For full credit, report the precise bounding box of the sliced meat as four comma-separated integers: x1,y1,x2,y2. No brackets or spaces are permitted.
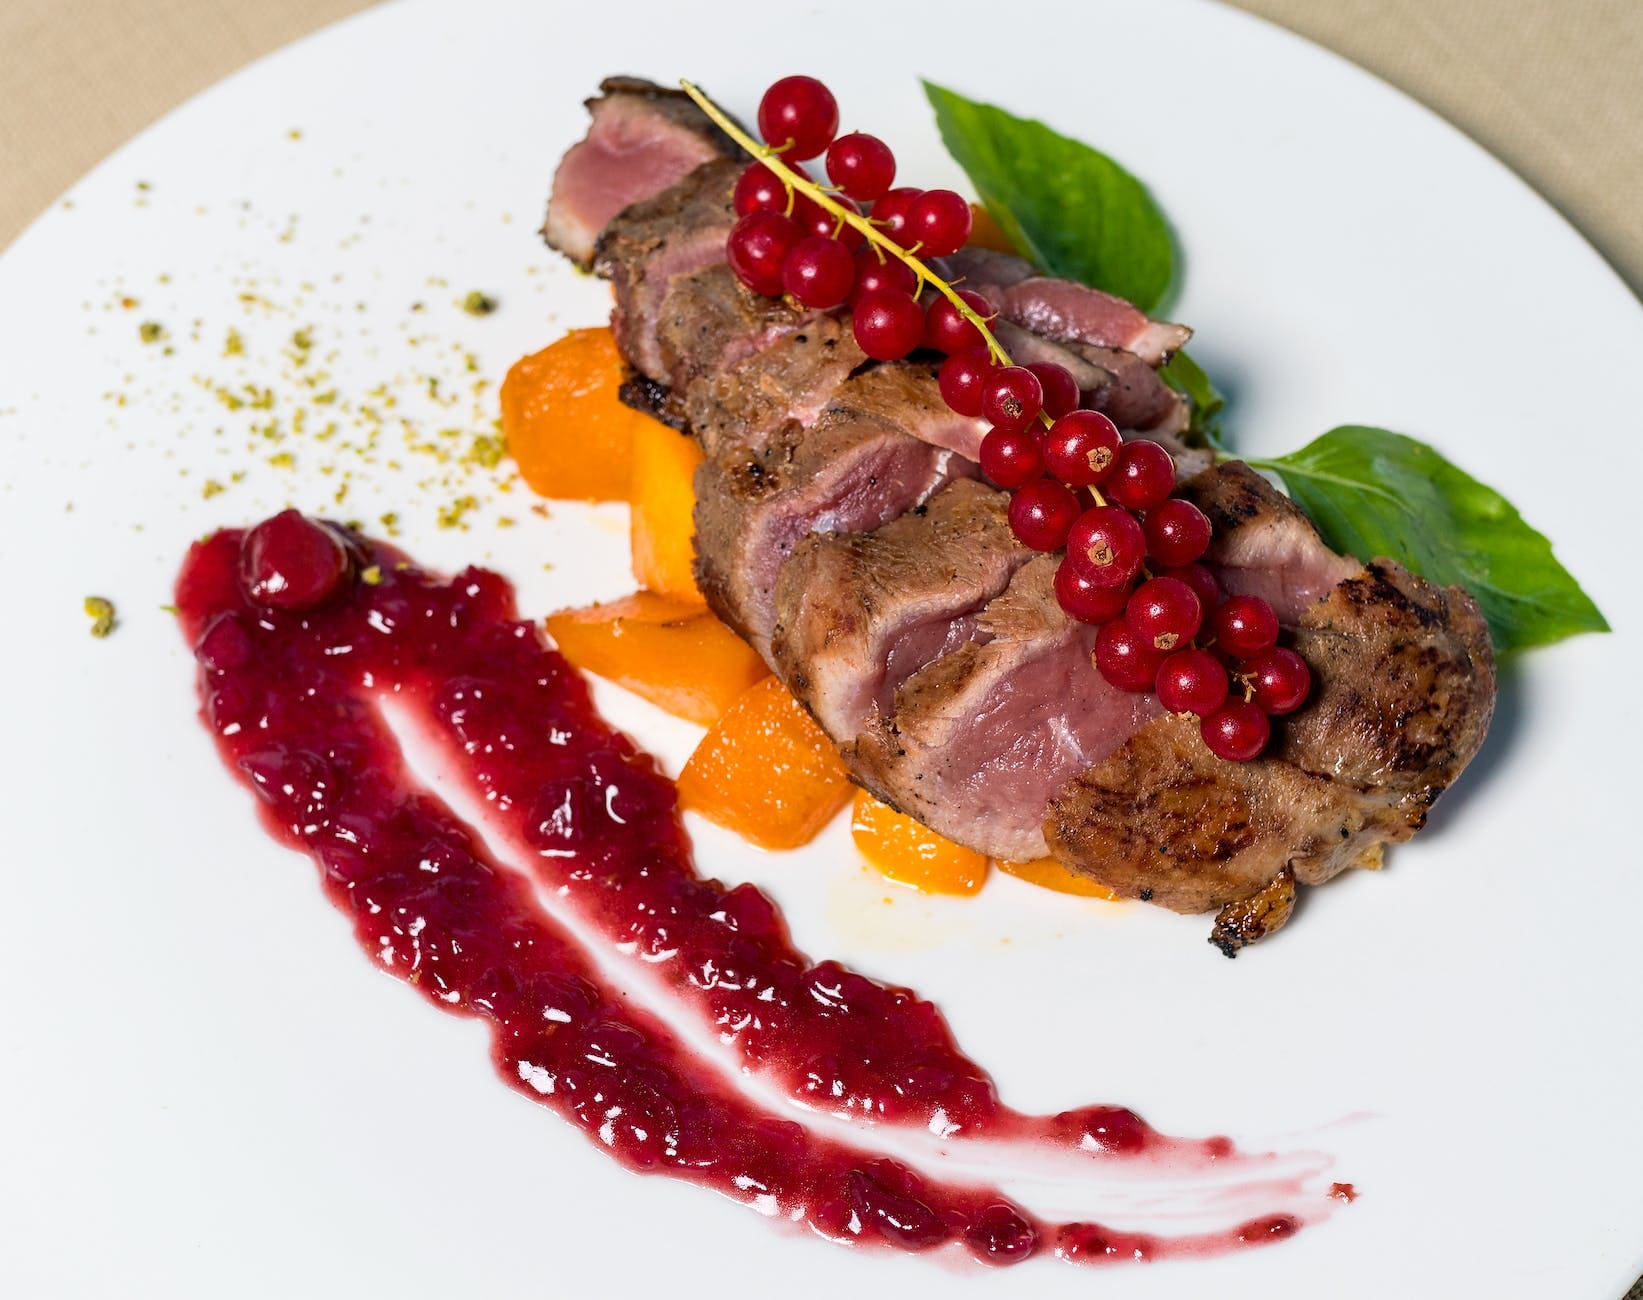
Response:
771,479,1029,740
1045,464,1495,933
826,364,988,462
668,278,865,458
544,77,736,269
1179,461,1360,620
946,247,1191,365
849,556,1164,861
594,158,742,381
693,406,978,661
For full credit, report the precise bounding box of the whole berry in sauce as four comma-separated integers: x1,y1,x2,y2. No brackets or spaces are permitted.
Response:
239,510,350,612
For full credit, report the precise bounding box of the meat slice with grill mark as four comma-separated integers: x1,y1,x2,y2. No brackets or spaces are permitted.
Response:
770,479,1030,741
1045,465,1495,948
693,405,979,661
543,77,736,269
848,556,1165,861
594,158,743,382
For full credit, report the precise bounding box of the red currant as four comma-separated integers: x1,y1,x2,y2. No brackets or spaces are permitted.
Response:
727,210,801,296
1160,562,1221,614
1156,648,1230,716
790,193,863,250
979,427,1044,489
1244,647,1311,715
1095,619,1165,693
923,290,994,355
781,234,856,309
904,189,972,257
1201,700,1271,762
851,247,916,302
1026,362,1080,418
757,76,839,161
1125,576,1203,653
871,187,923,246
1043,410,1122,487
1106,439,1177,511
852,290,924,360
1054,559,1131,624
1007,478,1081,551
825,132,896,202
937,349,992,417
980,366,1044,434
1144,498,1212,567
1213,595,1280,657
1065,506,1145,588
733,163,786,217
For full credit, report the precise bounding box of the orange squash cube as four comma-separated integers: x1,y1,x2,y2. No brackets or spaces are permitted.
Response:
501,326,636,502
677,677,852,850
851,790,989,896
629,415,706,602
995,857,1121,901
545,593,768,727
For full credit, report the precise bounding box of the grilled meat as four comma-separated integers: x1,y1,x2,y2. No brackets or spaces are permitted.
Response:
544,79,1496,949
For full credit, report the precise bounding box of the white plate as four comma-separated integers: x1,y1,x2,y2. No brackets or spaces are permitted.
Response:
2,1,1639,1296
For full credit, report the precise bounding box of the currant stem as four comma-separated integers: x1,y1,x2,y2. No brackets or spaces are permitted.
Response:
681,79,1010,367
681,79,1100,501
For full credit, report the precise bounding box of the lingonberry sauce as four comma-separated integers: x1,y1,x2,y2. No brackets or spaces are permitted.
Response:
176,516,1334,1266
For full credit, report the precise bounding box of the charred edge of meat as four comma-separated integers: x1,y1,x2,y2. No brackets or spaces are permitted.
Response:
1209,868,1297,958
619,369,689,430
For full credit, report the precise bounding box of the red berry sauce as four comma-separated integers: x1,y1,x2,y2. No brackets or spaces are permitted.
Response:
175,517,1338,1267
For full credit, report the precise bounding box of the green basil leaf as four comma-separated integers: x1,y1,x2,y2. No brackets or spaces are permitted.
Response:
1157,350,1226,449
1250,427,1608,652
922,80,1174,313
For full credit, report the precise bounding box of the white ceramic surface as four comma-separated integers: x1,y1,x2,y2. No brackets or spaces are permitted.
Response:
2,1,1639,1296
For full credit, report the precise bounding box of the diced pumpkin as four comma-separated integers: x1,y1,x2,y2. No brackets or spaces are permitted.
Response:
629,414,706,602
851,790,989,896
966,203,1019,256
995,857,1122,901
501,326,635,502
677,676,852,850
545,592,768,727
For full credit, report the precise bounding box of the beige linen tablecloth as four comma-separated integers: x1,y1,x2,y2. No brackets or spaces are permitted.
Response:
2,2,1639,1296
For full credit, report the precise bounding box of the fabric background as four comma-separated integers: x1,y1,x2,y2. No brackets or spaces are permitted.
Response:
1,2,1638,1294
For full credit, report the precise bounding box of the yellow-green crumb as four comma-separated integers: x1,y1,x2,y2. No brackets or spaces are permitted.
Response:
84,596,116,638
462,291,497,317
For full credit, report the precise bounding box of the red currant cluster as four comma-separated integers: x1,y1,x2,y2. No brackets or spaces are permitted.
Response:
727,76,976,359
714,75,1313,762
